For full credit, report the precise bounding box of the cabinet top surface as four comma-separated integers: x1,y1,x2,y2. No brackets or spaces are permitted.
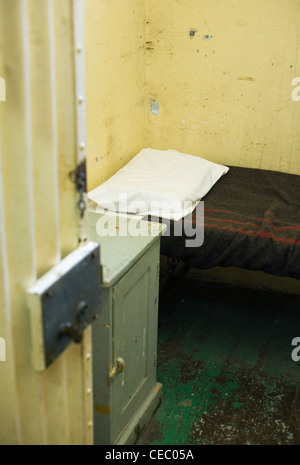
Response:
88,211,166,285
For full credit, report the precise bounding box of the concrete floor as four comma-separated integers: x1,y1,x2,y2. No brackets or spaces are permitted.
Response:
136,277,300,445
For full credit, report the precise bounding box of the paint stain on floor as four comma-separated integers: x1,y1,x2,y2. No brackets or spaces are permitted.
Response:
136,278,300,445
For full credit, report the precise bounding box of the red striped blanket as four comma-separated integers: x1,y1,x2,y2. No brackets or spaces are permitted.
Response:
159,166,300,279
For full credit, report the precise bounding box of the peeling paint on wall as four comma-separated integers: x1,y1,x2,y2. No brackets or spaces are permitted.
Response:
145,0,300,175
188,29,197,38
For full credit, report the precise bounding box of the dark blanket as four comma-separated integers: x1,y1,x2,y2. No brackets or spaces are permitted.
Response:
158,166,300,280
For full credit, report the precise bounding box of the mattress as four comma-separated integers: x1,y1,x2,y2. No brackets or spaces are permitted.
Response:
158,166,300,280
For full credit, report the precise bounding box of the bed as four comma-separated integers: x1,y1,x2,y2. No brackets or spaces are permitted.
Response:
87,148,300,281
155,166,300,280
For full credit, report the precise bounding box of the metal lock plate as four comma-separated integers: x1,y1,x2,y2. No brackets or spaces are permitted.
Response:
27,241,102,371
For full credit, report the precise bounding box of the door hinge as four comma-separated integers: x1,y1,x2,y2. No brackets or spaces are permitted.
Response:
69,160,87,219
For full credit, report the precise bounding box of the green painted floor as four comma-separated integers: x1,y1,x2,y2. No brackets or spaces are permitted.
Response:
136,278,300,445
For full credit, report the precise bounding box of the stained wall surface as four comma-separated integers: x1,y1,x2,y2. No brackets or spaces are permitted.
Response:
85,0,300,181
84,0,147,191
145,0,300,175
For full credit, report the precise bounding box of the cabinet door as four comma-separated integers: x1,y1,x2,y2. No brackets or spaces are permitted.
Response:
111,241,160,442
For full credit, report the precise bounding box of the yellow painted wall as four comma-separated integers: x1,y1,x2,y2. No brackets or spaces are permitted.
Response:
84,0,147,191
84,0,300,294
145,0,300,175
85,1,300,184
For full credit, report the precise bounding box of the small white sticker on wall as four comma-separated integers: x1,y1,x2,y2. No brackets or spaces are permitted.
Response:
150,99,159,115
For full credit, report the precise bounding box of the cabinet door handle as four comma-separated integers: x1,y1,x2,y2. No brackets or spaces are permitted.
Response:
108,365,116,379
108,358,125,379
117,357,125,373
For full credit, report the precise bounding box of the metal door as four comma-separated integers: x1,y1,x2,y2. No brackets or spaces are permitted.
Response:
0,0,98,445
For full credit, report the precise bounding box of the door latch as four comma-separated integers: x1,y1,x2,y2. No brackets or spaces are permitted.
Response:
27,241,102,371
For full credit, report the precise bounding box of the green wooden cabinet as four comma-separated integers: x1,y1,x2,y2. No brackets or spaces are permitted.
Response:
88,212,166,445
